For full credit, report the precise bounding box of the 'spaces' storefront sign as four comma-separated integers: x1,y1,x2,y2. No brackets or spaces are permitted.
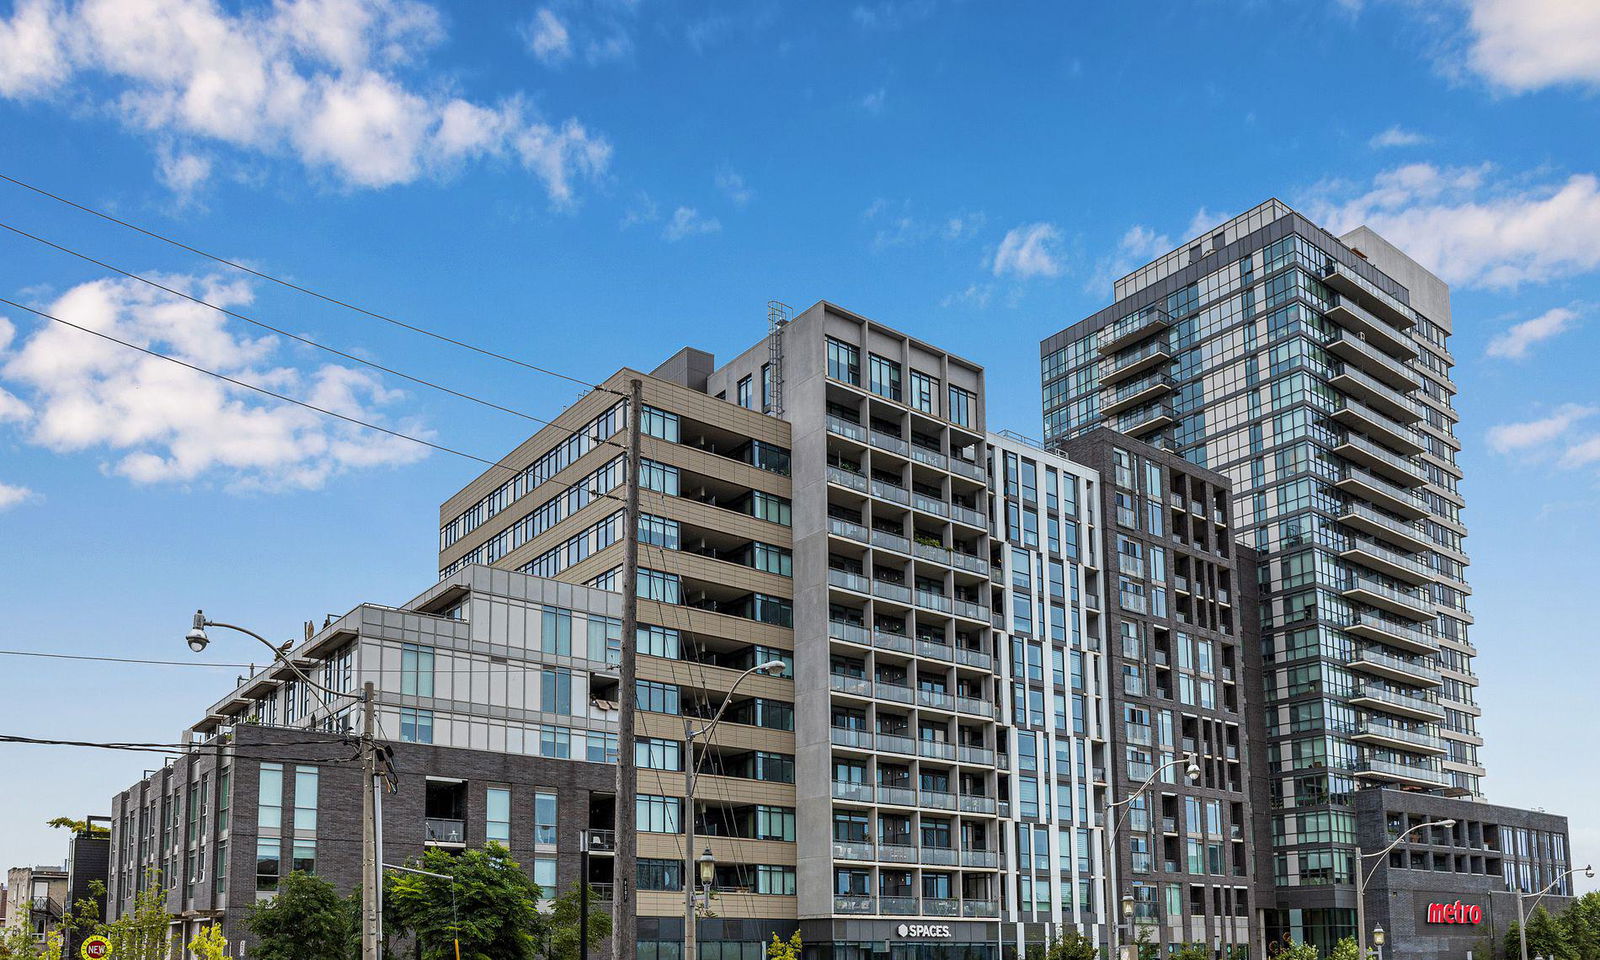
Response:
1426,901,1485,925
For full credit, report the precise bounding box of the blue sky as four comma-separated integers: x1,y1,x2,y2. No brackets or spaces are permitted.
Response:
1,0,1599,890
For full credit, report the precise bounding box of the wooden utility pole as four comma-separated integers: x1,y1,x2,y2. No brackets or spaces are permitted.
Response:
361,682,380,960
612,378,643,960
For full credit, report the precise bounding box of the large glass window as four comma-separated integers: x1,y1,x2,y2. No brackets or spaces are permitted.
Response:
737,376,752,409
827,338,860,385
399,708,433,744
869,355,902,401
256,837,280,891
541,668,573,714
399,644,434,697
535,792,558,845
636,737,683,770
257,763,282,829
909,370,937,413
638,795,681,833
948,386,975,427
534,857,556,891
639,859,682,891
293,766,318,832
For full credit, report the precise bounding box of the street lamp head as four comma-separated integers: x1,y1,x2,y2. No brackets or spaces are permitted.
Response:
1185,753,1201,783
1584,865,1595,880
757,660,788,677
1433,819,1456,830
697,847,716,886
1372,925,1385,947
1121,895,1135,918
186,610,210,653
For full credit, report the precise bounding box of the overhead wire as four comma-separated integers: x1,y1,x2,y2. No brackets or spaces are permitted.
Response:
0,219,594,431
0,171,621,395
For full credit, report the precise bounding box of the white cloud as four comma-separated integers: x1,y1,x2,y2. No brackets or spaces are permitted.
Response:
860,87,886,115
1485,306,1578,359
524,8,572,65
662,207,720,242
1085,223,1173,294
1185,208,1231,240
1305,164,1600,289
156,144,213,195
0,0,609,203
1486,404,1596,454
992,223,1064,280
1463,0,1600,92
0,481,33,510
1369,125,1430,149
716,169,752,208
851,0,938,30
0,274,428,490
619,191,660,229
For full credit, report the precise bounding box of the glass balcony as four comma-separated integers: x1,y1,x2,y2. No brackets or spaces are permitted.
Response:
1341,575,1435,621
878,786,918,807
954,646,992,670
1334,432,1427,487
1348,648,1444,687
832,780,875,802
880,897,920,916
827,465,868,492
1353,721,1447,755
1322,264,1419,332
425,818,465,844
877,682,914,704
924,898,961,916
833,841,876,861
830,674,874,696
949,458,986,482
959,794,997,814
1339,501,1433,553
1110,401,1176,438
828,569,871,593
1330,363,1424,423
827,415,867,442
1352,758,1449,788
828,517,870,543
1340,537,1434,586
1100,338,1173,385
1335,465,1430,521
911,445,947,470
920,790,957,810
871,478,911,505
834,896,876,914
1345,611,1439,654
878,733,916,755
956,696,994,718
871,529,912,554
873,580,913,604
1326,327,1419,391
831,727,873,748
870,431,911,456
1101,372,1176,417
921,846,959,866
1350,683,1446,721
873,630,913,654
916,688,955,711
963,900,1000,918
951,504,986,528
1330,397,1426,457
1097,306,1171,354
960,849,1000,868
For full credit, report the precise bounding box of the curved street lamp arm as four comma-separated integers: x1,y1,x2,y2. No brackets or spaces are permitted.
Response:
1527,864,1593,914
1109,752,1196,837
203,616,350,718
686,663,773,781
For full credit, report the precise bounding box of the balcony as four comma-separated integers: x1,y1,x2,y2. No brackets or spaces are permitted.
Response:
828,465,868,492
586,830,616,852
833,841,876,861
953,599,988,622
1353,721,1447,755
921,846,959,866
954,646,992,670
961,849,1000,868
1101,373,1176,417
870,430,911,457
1330,397,1427,457
950,458,986,482
1339,501,1433,553
872,529,912,554
916,638,954,661
871,478,911,506
877,682,914,704
911,444,947,470
916,590,954,615
1330,363,1424,423
924,898,961,917
1345,611,1439,654
1340,537,1434,586
878,786,918,807
1342,575,1435,622
956,696,994,718
880,897,920,916
832,780,875,802
951,504,986,529
878,733,916,755
425,818,465,845
828,517,870,544
1350,683,1446,721
828,569,870,594
963,900,1000,918
873,580,913,604
1335,466,1430,521
829,620,870,645
1110,400,1176,438
830,673,874,697
1335,432,1428,488
1326,327,1419,391
1098,307,1171,355
1353,758,1450,788
873,630,913,654
913,494,950,518
827,415,867,442
1100,338,1173,385
834,896,876,914
917,687,956,711
918,738,957,760
1348,648,1444,687
831,727,873,749
950,551,989,576
958,745,995,765
959,794,998,814
1322,264,1418,332
921,790,957,810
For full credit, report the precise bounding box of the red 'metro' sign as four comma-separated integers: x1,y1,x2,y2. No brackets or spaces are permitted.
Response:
1426,901,1484,924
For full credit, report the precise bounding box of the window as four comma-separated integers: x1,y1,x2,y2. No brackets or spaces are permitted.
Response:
639,859,683,891
541,669,573,714
638,795,681,833
399,708,434,744
486,788,511,845
909,370,937,414
869,354,902,401
761,363,774,412
292,838,315,875
293,766,318,832
737,376,753,408
534,857,557,893
635,680,680,714
256,838,280,891
257,764,282,829
213,840,227,895
827,338,860,385
541,608,573,655
640,459,679,495
637,568,682,603
400,644,434,697
638,625,681,659
756,864,796,895
535,792,558,845
749,491,792,526
637,738,683,770
638,513,680,549
752,542,792,576
948,386,975,427
640,405,679,442
756,806,795,842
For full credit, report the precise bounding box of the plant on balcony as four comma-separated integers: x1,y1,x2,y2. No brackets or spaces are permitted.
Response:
914,535,943,548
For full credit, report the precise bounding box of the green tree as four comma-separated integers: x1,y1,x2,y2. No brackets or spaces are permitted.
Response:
768,932,803,960
1327,936,1361,960
1169,944,1211,960
1564,892,1600,960
1268,938,1319,960
46,818,108,837
101,876,172,960
1134,926,1158,960
385,843,546,960
245,871,359,960
1040,928,1097,960
543,885,615,960
1506,907,1576,960
188,925,228,960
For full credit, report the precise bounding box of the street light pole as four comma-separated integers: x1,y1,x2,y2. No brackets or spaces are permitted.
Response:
186,612,378,960
1356,819,1455,960
682,660,788,959
1102,752,1200,960
1516,864,1593,960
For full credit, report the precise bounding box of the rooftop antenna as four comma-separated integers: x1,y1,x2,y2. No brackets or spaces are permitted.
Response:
766,300,791,417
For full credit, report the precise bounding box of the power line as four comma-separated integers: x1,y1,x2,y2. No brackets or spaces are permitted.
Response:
0,733,361,763
0,649,256,668
0,171,620,395
0,295,522,475
0,218,584,430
